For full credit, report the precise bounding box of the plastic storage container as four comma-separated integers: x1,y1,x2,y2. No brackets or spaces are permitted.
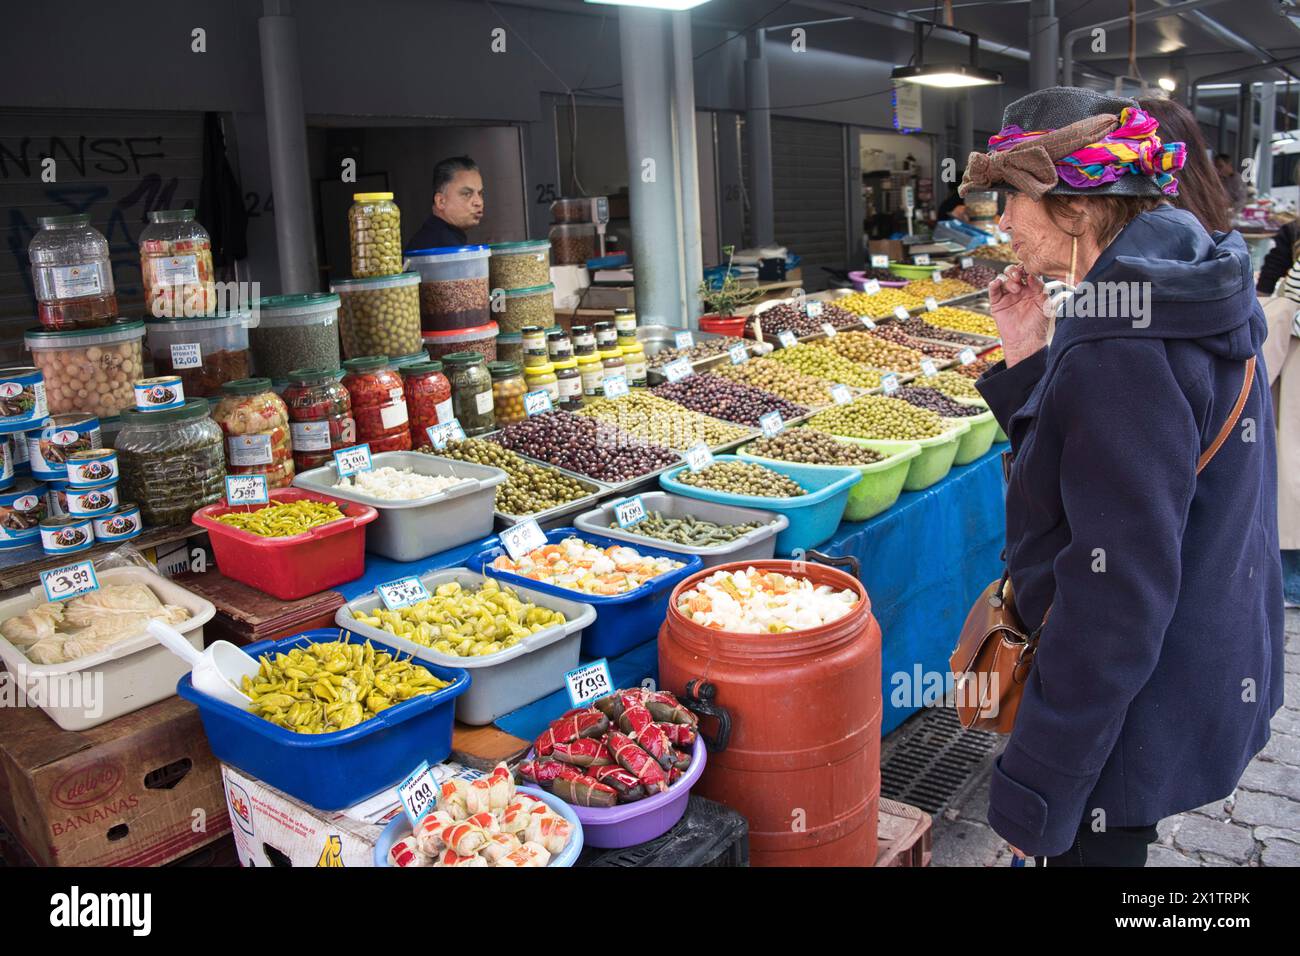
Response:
947,404,998,465
550,197,594,224
145,309,258,398
283,367,356,472
28,213,116,329
115,399,226,525
830,422,968,491
495,284,555,335
341,357,411,454
401,361,452,449
25,320,145,419
575,491,787,569
294,450,506,562
406,246,491,331
422,320,499,364
658,455,862,554
550,223,596,266
252,294,341,382
213,378,295,488
348,192,403,278
139,209,216,318
192,488,378,600
497,332,523,366
467,527,703,658
332,272,423,359
178,628,468,811
339,567,596,725
489,239,552,291
0,565,215,730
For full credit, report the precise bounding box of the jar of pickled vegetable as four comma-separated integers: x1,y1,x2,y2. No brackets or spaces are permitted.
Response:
554,359,582,411
28,214,117,330
341,356,411,453
139,209,216,318
488,361,527,425
116,399,225,525
524,362,560,405
572,325,596,355
212,378,295,488
348,192,402,278
577,352,605,397
613,308,637,340
283,368,355,472
594,320,618,351
546,328,573,362
620,340,648,387
520,325,547,356
401,361,452,448
442,351,495,437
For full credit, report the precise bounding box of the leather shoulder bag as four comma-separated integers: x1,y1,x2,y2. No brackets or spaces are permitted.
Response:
950,356,1256,733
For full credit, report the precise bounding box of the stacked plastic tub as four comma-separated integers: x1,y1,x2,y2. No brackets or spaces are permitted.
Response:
488,240,554,361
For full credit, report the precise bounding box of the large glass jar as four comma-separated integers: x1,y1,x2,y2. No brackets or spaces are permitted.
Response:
28,214,117,330
25,320,145,419
332,273,423,359
212,378,294,488
348,192,402,278
139,209,216,318
488,361,527,426
341,356,411,453
116,399,226,526
442,351,495,437
401,361,452,449
283,368,355,472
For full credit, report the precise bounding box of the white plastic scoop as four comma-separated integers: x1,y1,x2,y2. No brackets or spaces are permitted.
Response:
147,620,261,710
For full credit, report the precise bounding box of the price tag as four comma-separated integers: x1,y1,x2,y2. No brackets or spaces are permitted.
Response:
664,358,694,383
960,257,974,270
861,316,877,330
893,306,911,321
685,443,714,472
377,576,431,610
805,301,824,319
881,373,900,396
728,343,749,365
759,411,784,438
614,495,647,529
863,279,881,295
396,761,438,827
932,271,944,285
959,348,977,366
603,373,630,399
924,296,938,312
524,389,554,416
224,474,268,506
40,561,100,603
565,658,613,708
821,322,837,338
170,343,202,369
914,253,931,265
674,330,694,349
831,384,853,405
920,358,938,377
777,330,798,348
501,518,547,562
333,444,373,477
870,254,889,269
426,419,465,450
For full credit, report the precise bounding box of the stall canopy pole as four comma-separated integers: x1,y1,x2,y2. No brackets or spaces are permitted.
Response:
1258,80,1276,196
672,11,704,327
258,1,319,293
1028,0,1059,90
746,29,776,248
1237,82,1255,167
619,6,687,327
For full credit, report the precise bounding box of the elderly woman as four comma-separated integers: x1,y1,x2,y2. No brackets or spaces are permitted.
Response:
960,88,1285,867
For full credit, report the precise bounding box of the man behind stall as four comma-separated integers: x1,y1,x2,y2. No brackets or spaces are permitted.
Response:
405,155,485,252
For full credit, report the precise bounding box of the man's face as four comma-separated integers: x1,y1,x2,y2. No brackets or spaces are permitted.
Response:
434,169,484,230
1214,158,1233,177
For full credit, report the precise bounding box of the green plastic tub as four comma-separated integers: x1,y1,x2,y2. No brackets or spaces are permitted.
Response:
735,436,921,522
995,423,1008,443
888,263,944,280
946,405,998,465
825,421,969,491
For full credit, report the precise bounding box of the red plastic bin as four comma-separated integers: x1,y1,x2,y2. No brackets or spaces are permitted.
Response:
192,488,377,600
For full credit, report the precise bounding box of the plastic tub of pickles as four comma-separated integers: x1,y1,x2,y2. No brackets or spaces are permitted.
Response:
338,569,597,725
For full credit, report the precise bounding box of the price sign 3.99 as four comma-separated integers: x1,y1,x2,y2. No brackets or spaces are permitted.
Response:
41,561,101,603
565,659,613,707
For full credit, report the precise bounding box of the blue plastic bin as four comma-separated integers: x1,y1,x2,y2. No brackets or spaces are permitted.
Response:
658,455,862,555
177,628,469,811
466,528,702,659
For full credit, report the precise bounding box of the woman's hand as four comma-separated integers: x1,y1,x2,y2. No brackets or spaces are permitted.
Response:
989,265,1050,367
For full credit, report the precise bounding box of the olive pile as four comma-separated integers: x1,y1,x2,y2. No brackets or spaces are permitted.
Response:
856,266,902,282
807,395,945,441
896,317,991,346
715,357,839,406
941,263,999,287
924,307,999,338
748,430,884,466
980,243,1019,263
675,460,806,498
651,373,807,427
768,344,883,389
428,438,593,515
925,370,984,401
614,511,766,547
818,332,923,373
748,303,822,340
491,411,681,483
871,325,962,359
576,392,751,450
911,278,977,302
955,358,996,379
836,288,915,317
895,386,986,418
647,336,748,370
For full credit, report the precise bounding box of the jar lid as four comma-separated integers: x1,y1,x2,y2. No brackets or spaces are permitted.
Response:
593,320,614,329
401,361,445,376
620,341,644,353
502,283,555,298
488,239,551,254
354,192,394,202
442,351,484,367
330,272,420,291
148,208,197,224
221,377,273,396
613,308,635,315
405,245,489,261
553,359,578,371
546,329,567,339
600,348,623,360
342,356,390,374
519,325,544,336
524,362,556,376
25,319,145,348
496,332,522,343
256,293,341,323
145,308,257,331
118,398,212,425
487,361,521,378
420,321,499,342
37,213,91,229
576,353,603,365
287,367,344,385
389,351,431,368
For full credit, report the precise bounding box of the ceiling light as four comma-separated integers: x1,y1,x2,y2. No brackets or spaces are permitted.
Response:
585,0,711,9
891,22,1003,89
1158,76,1177,92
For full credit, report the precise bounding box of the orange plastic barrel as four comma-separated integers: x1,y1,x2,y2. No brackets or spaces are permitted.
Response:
658,559,882,866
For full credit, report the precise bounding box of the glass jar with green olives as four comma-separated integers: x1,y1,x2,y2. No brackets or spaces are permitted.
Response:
442,351,496,436
347,192,402,278
488,361,527,425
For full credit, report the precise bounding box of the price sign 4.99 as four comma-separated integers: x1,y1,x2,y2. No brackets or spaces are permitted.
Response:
614,495,647,528
565,659,613,707
41,561,101,603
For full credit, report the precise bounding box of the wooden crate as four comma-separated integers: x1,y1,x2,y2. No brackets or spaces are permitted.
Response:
875,797,932,867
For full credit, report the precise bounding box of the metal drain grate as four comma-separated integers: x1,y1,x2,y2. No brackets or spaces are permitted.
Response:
879,707,1002,815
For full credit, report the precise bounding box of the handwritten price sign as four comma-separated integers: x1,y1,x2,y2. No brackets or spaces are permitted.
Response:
377,576,431,610
40,561,100,603
565,659,613,707
396,761,438,827
501,518,547,562
674,330,694,349
881,373,900,396
225,474,268,506
603,374,630,399
524,390,554,416
759,411,784,438
685,443,714,472
664,358,694,383
426,419,466,450
334,444,373,477
870,254,889,269
729,343,749,365
614,495,647,528
777,330,799,348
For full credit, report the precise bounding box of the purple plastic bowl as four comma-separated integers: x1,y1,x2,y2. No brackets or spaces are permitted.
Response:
530,736,708,848
849,270,908,290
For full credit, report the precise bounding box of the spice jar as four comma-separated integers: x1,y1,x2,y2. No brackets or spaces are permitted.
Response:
28,214,117,330
443,351,495,437
139,209,216,318
577,352,605,397
546,329,573,363
283,368,356,472
613,308,637,340
594,321,618,351
620,340,648,387
523,362,560,405
341,356,411,453
116,399,226,525
488,361,527,425
572,325,596,355
348,192,402,278
401,361,452,449
213,378,295,487
554,358,583,411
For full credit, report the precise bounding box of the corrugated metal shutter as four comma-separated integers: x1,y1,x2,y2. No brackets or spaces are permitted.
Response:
0,109,205,361
772,117,847,292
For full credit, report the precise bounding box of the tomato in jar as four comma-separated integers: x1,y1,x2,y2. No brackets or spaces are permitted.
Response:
341,356,411,452
283,367,356,472
400,361,452,449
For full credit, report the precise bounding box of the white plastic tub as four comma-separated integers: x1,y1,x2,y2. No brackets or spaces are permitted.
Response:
0,565,215,730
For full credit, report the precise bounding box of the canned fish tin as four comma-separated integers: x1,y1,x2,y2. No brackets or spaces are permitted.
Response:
40,515,94,556
92,503,142,543
13,429,31,477
0,434,13,492
0,367,48,429
65,448,118,487
45,479,70,518
28,414,101,481
65,480,118,517
133,375,185,412
0,478,47,550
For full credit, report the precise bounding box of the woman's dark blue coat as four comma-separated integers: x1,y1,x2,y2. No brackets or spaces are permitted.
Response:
976,205,1285,857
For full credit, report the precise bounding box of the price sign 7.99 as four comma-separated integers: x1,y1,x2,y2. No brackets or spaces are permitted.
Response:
565,659,613,707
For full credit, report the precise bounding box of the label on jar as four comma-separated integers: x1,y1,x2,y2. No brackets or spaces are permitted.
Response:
379,401,409,431
881,373,900,396
959,348,977,366
870,254,889,269
435,398,454,423
334,444,373,476
474,389,494,416
924,297,938,312
170,343,203,369
914,253,931,265
674,331,694,349
863,279,881,295
614,496,647,529
524,390,554,416
777,330,798,348
49,264,103,299
961,257,974,270
920,358,938,378
156,255,200,286
729,344,749,365
860,317,877,330
685,443,713,472
225,474,269,506
663,358,693,383
806,301,824,319
821,323,837,338
831,384,853,405
558,374,583,399
759,411,783,438
426,420,465,450
602,374,629,400
290,421,333,452
893,306,910,320
501,518,547,562
228,433,273,466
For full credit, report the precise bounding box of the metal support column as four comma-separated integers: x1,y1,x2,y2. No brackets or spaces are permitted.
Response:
1028,0,1059,90
746,29,775,247
1237,83,1255,167
672,11,704,326
619,7,686,327
1258,81,1275,196
258,0,318,293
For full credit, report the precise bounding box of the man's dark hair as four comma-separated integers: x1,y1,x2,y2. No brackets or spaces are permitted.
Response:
432,156,478,196
1213,152,1233,165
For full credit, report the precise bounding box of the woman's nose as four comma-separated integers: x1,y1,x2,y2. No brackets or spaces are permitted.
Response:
998,208,1012,232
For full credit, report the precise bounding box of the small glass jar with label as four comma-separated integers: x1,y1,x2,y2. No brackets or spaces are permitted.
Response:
594,320,618,352
28,214,117,330
520,325,547,356
619,340,648,387
522,347,549,370
401,361,452,449
523,362,560,404
488,361,527,425
545,328,573,363
341,356,412,453
613,307,637,340
600,348,625,382
283,368,355,472
139,209,216,318
213,378,295,487
553,359,583,411
442,351,496,437
571,325,596,355
577,352,605,397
